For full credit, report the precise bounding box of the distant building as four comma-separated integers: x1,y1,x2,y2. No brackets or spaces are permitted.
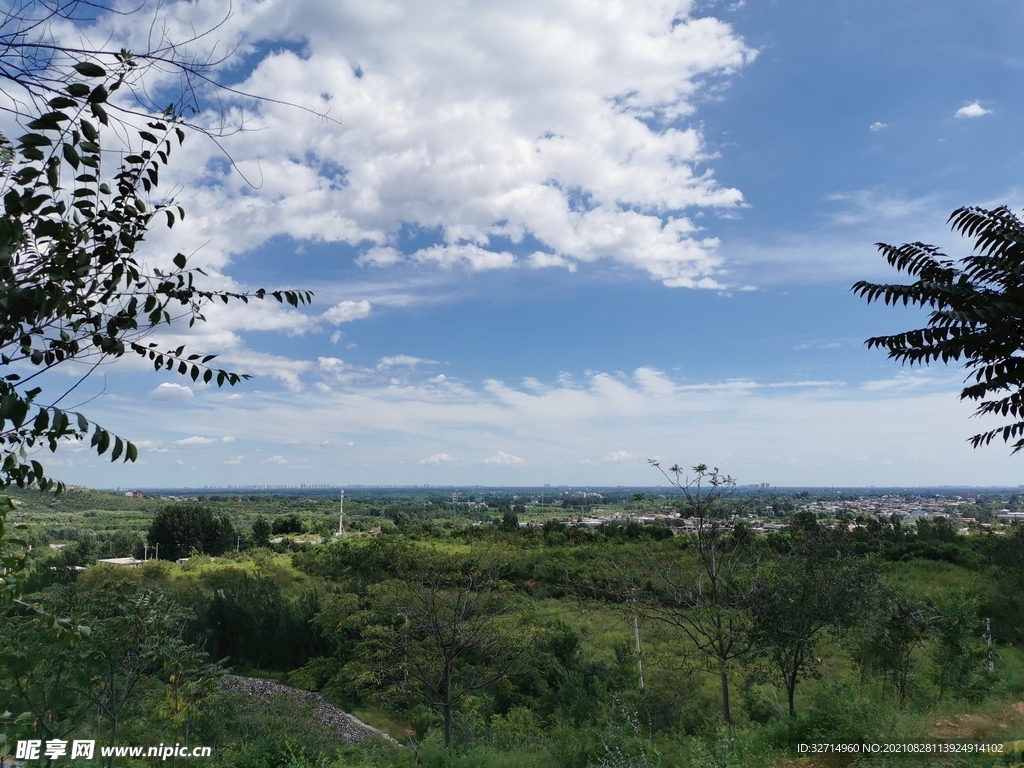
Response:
97,557,143,567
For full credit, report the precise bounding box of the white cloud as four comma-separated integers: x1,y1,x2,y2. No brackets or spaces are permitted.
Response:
482,451,525,466
604,450,638,462
97,0,753,288
634,367,676,396
58,362,1024,486
411,244,516,272
357,246,405,267
378,355,435,369
265,455,288,464
955,101,991,118
420,453,452,465
323,300,372,324
528,252,577,271
869,121,887,131
825,188,938,227
319,357,346,373
175,436,218,446
150,382,194,400
223,455,246,465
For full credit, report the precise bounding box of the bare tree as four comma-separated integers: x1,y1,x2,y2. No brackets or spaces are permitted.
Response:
598,463,758,724
0,0,334,138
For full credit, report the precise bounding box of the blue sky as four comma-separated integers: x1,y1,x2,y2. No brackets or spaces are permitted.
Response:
35,0,1024,488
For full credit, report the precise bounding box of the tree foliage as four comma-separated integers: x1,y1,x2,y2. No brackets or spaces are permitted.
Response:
853,206,1024,452
0,58,312,490
1,571,223,762
354,548,534,747
147,504,234,561
750,519,877,717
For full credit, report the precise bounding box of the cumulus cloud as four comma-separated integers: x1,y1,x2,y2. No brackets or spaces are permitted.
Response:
150,382,193,400
869,121,887,131
411,244,516,272
323,300,372,324
100,0,753,288
955,101,991,118
223,455,245,465
419,453,452,465
265,455,288,464
482,451,525,466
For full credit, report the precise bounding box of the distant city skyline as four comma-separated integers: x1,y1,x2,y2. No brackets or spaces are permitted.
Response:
26,0,1024,488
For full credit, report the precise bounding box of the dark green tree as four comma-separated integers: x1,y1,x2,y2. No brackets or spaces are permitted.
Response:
750,521,877,717
854,206,1024,452
852,587,940,704
929,590,988,700
147,504,233,561
271,513,304,535
355,549,534,748
251,516,271,547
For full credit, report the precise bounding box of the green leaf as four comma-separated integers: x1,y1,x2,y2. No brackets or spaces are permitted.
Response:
88,85,108,104
73,62,106,77
62,143,81,169
18,133,52,148
90,102,108,125
111,436,123,461
95,428,110,455
173,253,187,269
81,120,99,143
126,442,138,462
26,113,66,131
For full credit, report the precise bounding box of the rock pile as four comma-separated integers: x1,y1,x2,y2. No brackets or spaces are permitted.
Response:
225,675,400,746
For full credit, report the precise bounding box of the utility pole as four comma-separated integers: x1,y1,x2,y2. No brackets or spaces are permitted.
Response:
633,611,645,693
452,492,458,521
143,543,148,561
236,535,241,553
337,489,345,535
986,617,994,673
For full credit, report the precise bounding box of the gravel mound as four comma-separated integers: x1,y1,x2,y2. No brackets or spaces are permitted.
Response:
226,675,401,746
